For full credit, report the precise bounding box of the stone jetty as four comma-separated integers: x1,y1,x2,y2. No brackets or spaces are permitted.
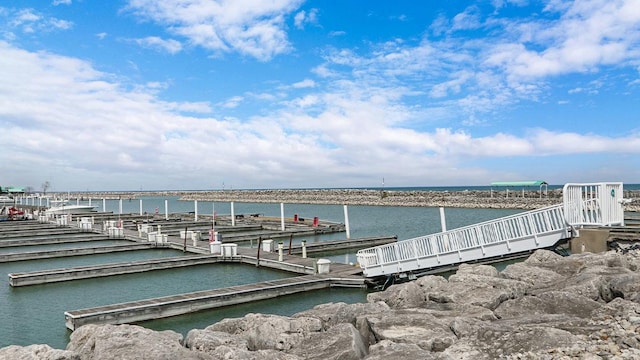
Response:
53,188,640,211
4,248,640,359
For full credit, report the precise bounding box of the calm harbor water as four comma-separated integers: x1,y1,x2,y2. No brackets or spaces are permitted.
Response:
1,199,522,349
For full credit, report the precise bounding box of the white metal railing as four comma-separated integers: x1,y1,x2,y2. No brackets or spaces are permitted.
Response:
357,182,625,278
563,182,624,227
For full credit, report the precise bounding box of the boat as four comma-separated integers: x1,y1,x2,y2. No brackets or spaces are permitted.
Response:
45,204,97,215
0,195,15,205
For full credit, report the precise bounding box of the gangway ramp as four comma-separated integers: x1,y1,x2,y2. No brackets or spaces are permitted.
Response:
356,182,625,279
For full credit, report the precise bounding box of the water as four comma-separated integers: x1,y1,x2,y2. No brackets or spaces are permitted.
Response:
0,198,524,349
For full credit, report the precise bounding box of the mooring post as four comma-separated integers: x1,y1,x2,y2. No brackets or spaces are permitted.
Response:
288,233,293,255
139,199,143,216
280,202,285,231
102,198,106,212
256,236,262,267
278,242,284,262
119,198,123,215
439,207,447,232
194,200,198,221
183,226,187,253
301,240,307,258
343,204,351,239
231,201,235,226
165,200,169,221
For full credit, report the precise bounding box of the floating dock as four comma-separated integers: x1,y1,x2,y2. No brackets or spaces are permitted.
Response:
0,243,159,262
64,274,364,331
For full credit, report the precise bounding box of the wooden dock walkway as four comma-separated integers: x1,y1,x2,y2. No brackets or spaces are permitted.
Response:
0,243,158,262
64,273,364,331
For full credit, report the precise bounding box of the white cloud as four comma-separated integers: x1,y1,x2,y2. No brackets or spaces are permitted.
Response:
4,8,73,33
221,96,244,108
133,36,183,54
294,8,318,29
292,79,315,88
125,0,303,61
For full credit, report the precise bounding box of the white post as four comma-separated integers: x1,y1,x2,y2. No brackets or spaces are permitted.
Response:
231,201,235,226
164,199,169,220
301,240,307,258
77,198,80,205
439,207,447,232
343,205,351,239
139,199,143,215
212,202,216,231
278,242,284,261
194,200,198,221
280,202,285,231
119,199,123,215
88,198,92,206
102,198,106,212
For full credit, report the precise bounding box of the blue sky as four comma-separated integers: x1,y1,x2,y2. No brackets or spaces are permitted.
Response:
1,0,639,192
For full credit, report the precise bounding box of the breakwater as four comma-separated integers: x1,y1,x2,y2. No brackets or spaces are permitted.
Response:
53,188,640,211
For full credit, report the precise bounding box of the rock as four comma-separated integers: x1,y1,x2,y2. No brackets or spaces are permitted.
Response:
366,280,426,309
494,291,601,319
66,324,208,360
200,313,319,351
289,323,368,360
294,301,390,329
364,340,436,360
0,344,79,360
364,309,457,352
431,269,529,310
443,325,580,359
501,262,565,287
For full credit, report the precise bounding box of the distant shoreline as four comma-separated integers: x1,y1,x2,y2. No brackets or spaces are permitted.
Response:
50,189,640,211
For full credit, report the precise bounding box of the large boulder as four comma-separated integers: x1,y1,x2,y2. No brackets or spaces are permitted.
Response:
66,324,209,360
0,344,79,360
289,323,368,360
294,301,390,329
195,313,321,351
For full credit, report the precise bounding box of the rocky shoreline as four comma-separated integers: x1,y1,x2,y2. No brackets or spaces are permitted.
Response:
4,248,640,359
55,189,640,211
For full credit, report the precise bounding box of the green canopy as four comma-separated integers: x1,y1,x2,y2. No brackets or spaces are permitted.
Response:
490,181,547,187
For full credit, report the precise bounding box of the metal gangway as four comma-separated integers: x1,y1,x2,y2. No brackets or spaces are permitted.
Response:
356,182,625,279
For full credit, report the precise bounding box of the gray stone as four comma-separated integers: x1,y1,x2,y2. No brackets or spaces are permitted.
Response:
66,324,209,360
294,301,390,329
365,309,456,352
0,344,79,360
289,323,368,360
364,340,436,360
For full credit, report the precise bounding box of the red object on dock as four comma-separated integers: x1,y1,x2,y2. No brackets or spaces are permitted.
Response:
293,214,298,222
312,216,319,227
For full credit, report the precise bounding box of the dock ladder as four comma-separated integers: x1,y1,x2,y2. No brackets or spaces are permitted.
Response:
356,182,625,279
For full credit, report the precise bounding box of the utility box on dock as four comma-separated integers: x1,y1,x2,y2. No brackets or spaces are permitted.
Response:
210,240,221,254
221,244,238,257
317,259,331,274
262,239,274,252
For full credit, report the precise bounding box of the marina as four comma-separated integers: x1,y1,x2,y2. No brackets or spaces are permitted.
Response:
1,186,639,350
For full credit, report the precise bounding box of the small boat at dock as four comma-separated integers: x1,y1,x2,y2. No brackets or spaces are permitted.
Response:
45,204,97,215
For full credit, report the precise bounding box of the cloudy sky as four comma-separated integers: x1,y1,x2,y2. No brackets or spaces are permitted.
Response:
1,0,639,192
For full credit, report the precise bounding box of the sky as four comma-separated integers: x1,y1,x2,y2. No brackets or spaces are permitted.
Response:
1,0,639,192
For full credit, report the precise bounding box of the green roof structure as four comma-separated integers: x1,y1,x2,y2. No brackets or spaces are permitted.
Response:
490,180,548,187
490,180,548,198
